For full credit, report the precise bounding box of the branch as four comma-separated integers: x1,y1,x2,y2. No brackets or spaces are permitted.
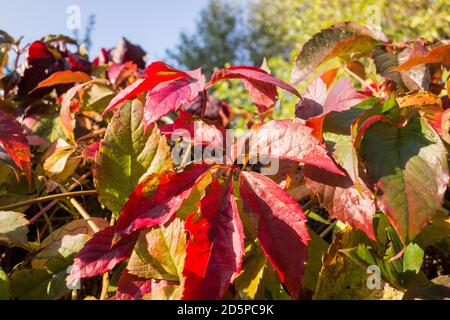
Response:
0,190,97,212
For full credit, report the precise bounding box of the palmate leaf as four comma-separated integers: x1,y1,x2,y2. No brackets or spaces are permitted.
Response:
291,22,387,84
94,99,172,218
360,115,449,243
69,164,211,281
114,164,211,239
240,171,310,299
182,179,244,300
10,269,69,300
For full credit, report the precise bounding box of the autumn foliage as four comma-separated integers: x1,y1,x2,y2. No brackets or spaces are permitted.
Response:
0,22,449,300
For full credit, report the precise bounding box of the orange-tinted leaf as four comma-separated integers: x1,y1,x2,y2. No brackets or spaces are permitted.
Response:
35,70,91,89
395,44,450,71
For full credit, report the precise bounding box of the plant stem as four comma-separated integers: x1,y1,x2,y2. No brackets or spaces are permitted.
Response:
68,198,100,233
99,214,116,300
344,66,377,95
0,190,97,212
319,220,337,238
29,172,92,223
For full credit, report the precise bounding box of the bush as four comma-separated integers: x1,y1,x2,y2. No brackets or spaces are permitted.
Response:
0,22,449,300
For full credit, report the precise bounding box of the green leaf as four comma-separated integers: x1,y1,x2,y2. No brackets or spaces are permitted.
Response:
403,276,450,300
291,22,386,84
360,115,449,243
10,268,69,300
302,229,329,294
32,234,91,273
0,211,29,249
127,218,186,281
402,243,424,274
313,227,383,300
94,99,172,217
0,267,9,300
234,245,267,300
372,46,430,92
80,83,115,112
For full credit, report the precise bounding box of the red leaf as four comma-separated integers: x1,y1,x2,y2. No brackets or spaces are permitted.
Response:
116,271,176,300
107,62,137,87
159,112,225,148
395,44,450,71
208,66,300,112
234,119,345,176
103,61,190,114
144,69,205,128
82,141,100,160
0,110,31,183
102,78,149,114
239,171,310,299
296,77,366,120
68,228,138,283
304,166,376,240
35,70,91,89
114,164,211,239
182,179,244,300
27,41,52,61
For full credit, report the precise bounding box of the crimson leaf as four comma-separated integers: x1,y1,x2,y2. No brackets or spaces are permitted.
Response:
240,171,310,299
208,66,300,113
0,109,31,183
182,179,244,300
113,164,211,239
103,61,190,114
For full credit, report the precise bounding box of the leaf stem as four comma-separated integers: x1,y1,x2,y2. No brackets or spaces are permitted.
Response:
28,172,92,223
344,66,377,95
0,190,97,212
319,220,337,238
68,197,100,233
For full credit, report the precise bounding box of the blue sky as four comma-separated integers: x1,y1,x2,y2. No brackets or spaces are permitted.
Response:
0,0,209,60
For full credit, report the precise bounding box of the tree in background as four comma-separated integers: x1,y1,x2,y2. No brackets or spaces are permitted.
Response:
247,0,450,62
168,0,450,73
166,0,248,74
